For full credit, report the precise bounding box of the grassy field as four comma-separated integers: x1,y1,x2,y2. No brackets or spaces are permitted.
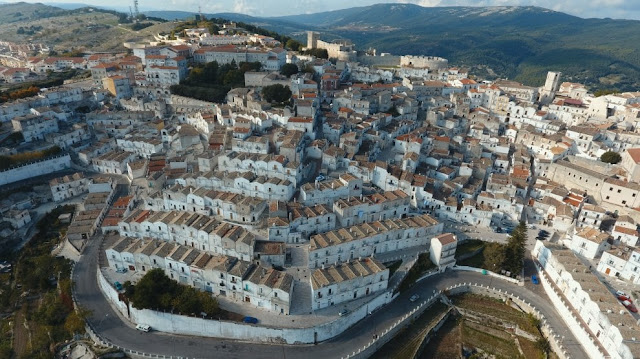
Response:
371,301,449,359
452,293,539,335
0,6,176,53
419,316,461,359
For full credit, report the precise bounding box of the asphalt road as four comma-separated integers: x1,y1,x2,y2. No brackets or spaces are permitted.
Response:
74,236,588,359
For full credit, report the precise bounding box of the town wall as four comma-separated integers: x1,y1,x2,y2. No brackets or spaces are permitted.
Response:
97,268,392,344
0,154,71,186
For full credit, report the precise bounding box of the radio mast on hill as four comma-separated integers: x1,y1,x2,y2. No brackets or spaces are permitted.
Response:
133,0,140,19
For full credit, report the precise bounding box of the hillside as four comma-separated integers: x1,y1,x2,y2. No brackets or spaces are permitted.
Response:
0,2,69,24
143,4,640,92
0,2,174,53
273,4,640,91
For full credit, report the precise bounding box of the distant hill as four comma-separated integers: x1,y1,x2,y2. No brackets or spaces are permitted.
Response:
0,2,69,24
274,4,640,91
0,2,174,53
144,10,313,35
145,4,640,92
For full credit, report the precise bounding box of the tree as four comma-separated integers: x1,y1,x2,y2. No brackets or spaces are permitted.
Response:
601,151,622,164
286,39,302,51
503,221,527,275
262,84,292,104
483,242,506,272
280,63,299,77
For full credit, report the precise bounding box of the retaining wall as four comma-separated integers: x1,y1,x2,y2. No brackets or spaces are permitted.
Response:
97,268,392,345
445,283,571,359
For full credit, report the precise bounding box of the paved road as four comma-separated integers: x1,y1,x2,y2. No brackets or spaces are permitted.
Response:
74,236,587,359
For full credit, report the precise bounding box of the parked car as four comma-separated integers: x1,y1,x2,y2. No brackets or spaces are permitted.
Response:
528,224,536,229
243,316,259,324
114,281,123,291
315,174,326,182
135,324,151,332
338,309,350,316
116,267,127,273
622,300,638,313
616,291,632,302
531,275,539,285
410,294,420,302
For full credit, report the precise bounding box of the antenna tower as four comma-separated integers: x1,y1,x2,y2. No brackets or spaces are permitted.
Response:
133,0,140,19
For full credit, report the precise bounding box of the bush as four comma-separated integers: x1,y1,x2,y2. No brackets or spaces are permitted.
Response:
601,151,622,164
129,269,220,317
262,84,292,104
280,63,299,77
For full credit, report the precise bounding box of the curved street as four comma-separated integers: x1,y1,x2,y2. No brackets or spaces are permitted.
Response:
73,235,587,359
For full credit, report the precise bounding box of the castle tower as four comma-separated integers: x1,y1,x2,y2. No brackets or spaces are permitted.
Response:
307,31,319,49
544,71,561,93
539,71,561,105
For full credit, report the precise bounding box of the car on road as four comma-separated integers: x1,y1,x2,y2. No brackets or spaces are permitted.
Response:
409,294,420,302
135,324,151,332
114,281,123,291
338,309,350,316
538,230,550,236
116,267,127,273
535,236,546,241
528,224,536,229
622,300,638,313
243,316,259,324
531,275,539,285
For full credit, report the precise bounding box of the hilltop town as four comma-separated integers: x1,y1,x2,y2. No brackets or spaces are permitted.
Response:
1,15,640,359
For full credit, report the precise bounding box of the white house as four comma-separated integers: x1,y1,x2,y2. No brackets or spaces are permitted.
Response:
311,257,388,310
430,233,457,270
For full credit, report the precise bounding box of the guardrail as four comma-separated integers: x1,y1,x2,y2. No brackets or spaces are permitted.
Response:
444,282,571,359
340,291,444,359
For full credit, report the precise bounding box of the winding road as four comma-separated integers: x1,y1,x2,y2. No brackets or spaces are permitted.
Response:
73,235,588,359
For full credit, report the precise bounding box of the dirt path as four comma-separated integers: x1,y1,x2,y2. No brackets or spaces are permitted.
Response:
11,306,27,358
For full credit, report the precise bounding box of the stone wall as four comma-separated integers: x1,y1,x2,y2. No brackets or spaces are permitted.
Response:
97,268,392,345
0,154,71,186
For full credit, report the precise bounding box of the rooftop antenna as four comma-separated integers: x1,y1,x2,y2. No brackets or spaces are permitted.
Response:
129,6,133,20
199,5,203,20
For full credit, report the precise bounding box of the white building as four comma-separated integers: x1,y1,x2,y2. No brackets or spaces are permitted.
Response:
105,236,293,314
175,170,295,202
11,114,59,142
570,226,611,260
430,233,457,270
309,214,442,268
49,172,90,202
118,210,255,262
332,190,410,227
533,241,640,359
311,257,389,310
299,174,363,206
597,246,640,284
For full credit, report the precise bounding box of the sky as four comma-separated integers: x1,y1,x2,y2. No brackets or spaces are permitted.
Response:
12,0,640,20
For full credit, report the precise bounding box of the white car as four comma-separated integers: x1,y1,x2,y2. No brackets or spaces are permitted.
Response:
410,294,420,302
136,324,151,332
